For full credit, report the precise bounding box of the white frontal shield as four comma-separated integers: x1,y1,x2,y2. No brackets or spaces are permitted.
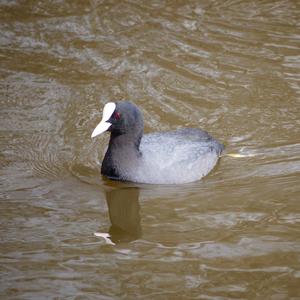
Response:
91,102,116,138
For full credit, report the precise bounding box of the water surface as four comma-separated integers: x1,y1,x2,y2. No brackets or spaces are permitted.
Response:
1,0,300,299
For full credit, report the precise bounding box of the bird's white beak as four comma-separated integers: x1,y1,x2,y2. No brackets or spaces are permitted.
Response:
91,102,116,138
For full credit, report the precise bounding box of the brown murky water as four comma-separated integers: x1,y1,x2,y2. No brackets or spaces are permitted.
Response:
1,0,300,299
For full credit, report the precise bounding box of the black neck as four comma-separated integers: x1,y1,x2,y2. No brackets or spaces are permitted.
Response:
101,132,142,180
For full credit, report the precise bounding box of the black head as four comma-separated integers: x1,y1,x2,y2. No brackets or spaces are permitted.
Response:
91,101,144,139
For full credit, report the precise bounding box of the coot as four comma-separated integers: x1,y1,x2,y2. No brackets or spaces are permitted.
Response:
91,101,223,184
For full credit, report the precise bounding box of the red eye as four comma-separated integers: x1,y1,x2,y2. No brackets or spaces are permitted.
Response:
114,111,121,120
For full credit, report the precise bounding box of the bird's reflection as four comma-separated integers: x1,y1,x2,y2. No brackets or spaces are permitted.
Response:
104,186,142,244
